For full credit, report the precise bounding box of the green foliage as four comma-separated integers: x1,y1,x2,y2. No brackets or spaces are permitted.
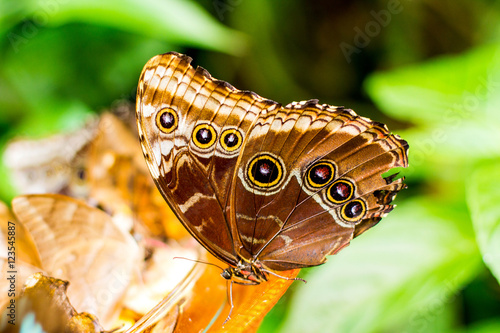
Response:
365,44,500,181
1,1,500,332
279,198,481,333
468,160,500,285
0,0,247,201
455,320,500,333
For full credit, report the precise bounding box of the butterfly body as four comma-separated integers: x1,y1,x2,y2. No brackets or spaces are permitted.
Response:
221,259,268,285
136,52,408,285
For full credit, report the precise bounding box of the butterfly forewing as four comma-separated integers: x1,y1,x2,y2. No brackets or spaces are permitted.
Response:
136,52,279,265
11,194,140,321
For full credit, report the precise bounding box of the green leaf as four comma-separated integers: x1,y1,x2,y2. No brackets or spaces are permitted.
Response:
365,43,500,125
448,320,500,333
278,198,481,333
9,99,94,139
399,119,500,180
365,43,500,180
0,152,17,202
29,0,247,55
467,159,500,284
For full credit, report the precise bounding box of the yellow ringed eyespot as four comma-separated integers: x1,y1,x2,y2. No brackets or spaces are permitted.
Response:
156,108,178,134
247,154,283,188
220,128,243,152
340,199,366,223
192,123,217,149
327,179,354,204
306,161,335,188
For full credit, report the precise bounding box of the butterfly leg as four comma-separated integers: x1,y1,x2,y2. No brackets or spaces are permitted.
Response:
261,269,307,283
223,280,234,326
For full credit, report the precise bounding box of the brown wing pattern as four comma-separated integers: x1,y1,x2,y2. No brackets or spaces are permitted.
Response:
137,52,408,272
231,100,408,270
11,194,140,319
136,52,278,264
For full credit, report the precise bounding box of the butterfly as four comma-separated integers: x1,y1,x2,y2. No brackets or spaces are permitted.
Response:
136,52,408,301
3,121,97,197
11,194,141,326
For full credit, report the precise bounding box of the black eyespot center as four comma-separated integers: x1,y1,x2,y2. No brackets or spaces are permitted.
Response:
196,128,212,144
156,108,178,133
161,112,174,128
225,133,238,147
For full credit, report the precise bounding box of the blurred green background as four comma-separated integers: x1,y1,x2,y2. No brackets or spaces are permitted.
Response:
1,0,500,332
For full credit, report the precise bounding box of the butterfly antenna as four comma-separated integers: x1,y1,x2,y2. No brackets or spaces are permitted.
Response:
172,257,225,273
261,269,307,283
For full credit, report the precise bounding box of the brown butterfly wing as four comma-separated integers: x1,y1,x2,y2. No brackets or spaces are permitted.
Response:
230,100,408,270
137,52,409,272
136,52,278,265
11,194,140,321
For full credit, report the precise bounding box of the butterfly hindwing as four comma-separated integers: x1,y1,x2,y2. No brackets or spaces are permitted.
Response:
11,194,140,320
231,101,408,270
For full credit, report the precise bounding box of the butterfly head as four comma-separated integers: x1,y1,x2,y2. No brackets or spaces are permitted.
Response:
221,260,268,285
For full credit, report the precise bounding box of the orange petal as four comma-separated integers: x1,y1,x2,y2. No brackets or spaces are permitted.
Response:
174,252,299,333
